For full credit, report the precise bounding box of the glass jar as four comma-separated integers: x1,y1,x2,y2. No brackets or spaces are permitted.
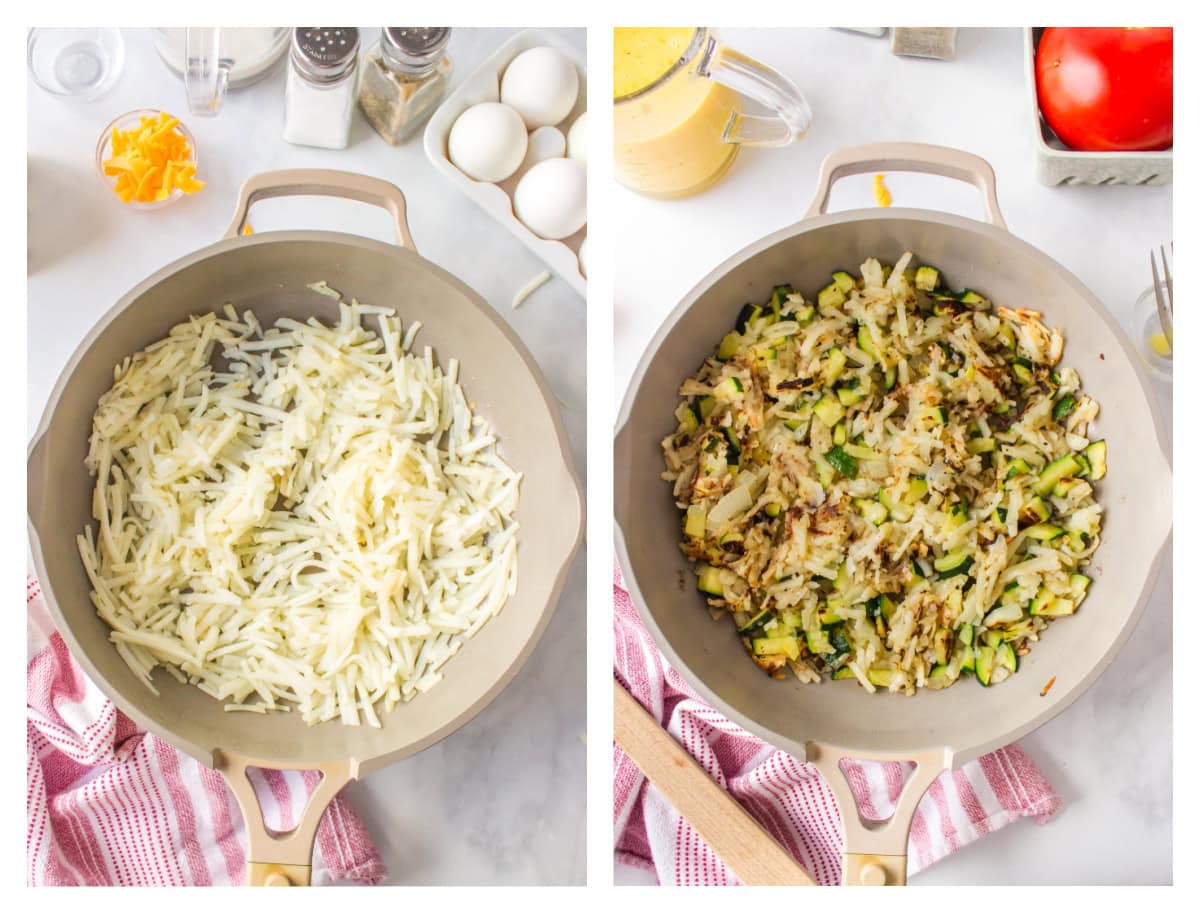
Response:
359,27,452,145
283,27,360,149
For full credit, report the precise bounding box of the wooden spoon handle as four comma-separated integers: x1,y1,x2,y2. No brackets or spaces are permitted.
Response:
613,679,815,886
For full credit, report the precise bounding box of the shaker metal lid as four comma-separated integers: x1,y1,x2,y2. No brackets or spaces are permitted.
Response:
292,28,360,82
380,27,451,72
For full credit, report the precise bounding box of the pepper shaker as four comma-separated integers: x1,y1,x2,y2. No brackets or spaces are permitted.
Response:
358,27,452,144
283,27,360,149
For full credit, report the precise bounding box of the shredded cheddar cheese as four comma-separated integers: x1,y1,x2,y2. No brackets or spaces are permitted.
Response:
102,111,204,204
873,173,892,207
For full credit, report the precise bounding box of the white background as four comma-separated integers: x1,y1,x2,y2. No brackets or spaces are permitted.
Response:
613,27,1172,885
27,26,587,885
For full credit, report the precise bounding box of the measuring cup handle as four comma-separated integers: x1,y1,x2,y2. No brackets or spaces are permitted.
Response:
696,38,812,148
223,169,418,252
184,27,231,117
806,743,951,886
215,752,358,886
803,141,1009,229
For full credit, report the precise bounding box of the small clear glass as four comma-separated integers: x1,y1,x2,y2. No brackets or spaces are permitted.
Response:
1128,286,1173,382
94,109,199,210
28,28,125,102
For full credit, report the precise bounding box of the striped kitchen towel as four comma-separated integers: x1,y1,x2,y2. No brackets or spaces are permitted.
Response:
613,564,1062,885
26,577,385,886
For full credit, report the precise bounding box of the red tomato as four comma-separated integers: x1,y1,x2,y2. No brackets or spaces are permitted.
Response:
1035,27,1172,152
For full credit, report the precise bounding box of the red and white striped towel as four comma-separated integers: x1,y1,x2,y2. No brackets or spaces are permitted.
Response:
26,577,386,886
613,564,1061,885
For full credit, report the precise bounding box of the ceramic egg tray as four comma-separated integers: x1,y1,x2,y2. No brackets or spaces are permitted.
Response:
424,28,586,296
1024,27,1172,187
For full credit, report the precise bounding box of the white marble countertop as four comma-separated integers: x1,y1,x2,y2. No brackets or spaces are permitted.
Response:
613,27,1171,885
27,27,586,885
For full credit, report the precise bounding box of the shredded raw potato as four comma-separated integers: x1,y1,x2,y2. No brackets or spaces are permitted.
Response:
102,111,204,203
77,296,521,727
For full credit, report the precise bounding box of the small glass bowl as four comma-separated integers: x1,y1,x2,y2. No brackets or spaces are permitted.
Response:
1128,285,1173,383
28,28,125,101
94,109,200,210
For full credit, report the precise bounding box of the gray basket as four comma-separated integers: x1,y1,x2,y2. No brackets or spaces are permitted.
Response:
1024,27,1172,187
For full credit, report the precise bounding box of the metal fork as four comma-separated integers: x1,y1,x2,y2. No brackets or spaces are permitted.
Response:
1150,244,1173,350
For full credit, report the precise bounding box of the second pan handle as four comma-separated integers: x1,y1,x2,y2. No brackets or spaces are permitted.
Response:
223,168,418,251
806,742,951,886
803,142,1008,230
215,751,358,886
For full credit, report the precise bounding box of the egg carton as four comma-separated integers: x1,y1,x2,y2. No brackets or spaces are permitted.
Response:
1024,27,1171,187
424,29,585,295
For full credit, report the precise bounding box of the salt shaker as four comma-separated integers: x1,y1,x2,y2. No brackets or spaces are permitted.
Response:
283,27,360,149
359,28,453,144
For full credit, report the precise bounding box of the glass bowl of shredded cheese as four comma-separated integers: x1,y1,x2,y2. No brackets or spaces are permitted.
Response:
95,109,204,209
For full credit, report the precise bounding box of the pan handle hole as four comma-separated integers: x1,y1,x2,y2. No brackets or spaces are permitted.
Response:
835,757,918,827
244,766,326,838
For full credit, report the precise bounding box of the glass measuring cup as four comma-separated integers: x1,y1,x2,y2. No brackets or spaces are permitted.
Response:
614,28,812,199
153,28,289,116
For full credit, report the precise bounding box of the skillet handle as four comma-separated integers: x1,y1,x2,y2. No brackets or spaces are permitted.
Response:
806,743,951,886
223,169,418,252
215,752,358,886
802,142,1008,230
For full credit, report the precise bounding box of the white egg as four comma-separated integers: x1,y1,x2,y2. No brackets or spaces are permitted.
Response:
447,102,528,183
578,238,587,278
500,46,579,129
566,113,587,167
513,158,586,241
525,126,567,167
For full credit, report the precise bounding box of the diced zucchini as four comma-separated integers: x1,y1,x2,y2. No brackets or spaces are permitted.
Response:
754,346,777,365
739,609,773,635
698,395,717,419
998,641,1018,674
735,304,762,333
878,488,914,522
818,282,846,309
819,607,846,628
1033,454,1082,496
1012,362,1034,386
805,629,834,656
1019,496,1051,526
832,271,857,293
684,505,706,539
770,284,793,316
832,665,856,680
959,644,976,674
857,325,882,362
1085,440,1107,480
1069,573,1091,601
1005,459,1030,480
832,422,848,446
1053,395,1078,420
926,664,956,689
826,446,859,479
904,477,929,505
825,348,848,384
697,566,725,597
838,385,866,406
718,531,744,550
714,375,744,402
975,645,996,686
856,498,888,525
717,331,742,361
1030,586,1074,617
752,636,800,660
813,455,836,488
813,394,845,428
675,402,700,432
958,623,975,647
878,594,896,623
934,550,973,578
843,442,884,462
722,427,741,464
764,501,783,518
997,322,1016,349
1025,523,1064,541
959,289,989,309
833,560,852,592
793,304,816,325
867,665,895,688
914,266,941,292
884,366,897,390
966,436,997,455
